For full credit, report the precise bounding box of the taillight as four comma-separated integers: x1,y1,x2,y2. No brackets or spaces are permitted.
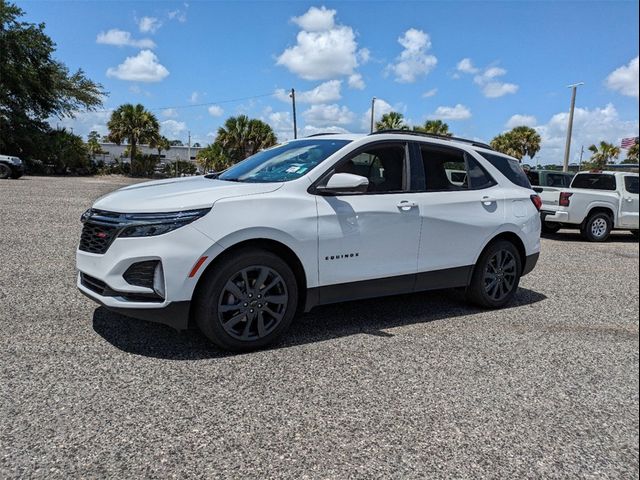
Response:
530,194,542,211
559,192,573,207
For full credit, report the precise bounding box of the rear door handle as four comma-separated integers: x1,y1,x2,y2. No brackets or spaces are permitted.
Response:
397,200,418,210
482,196,498,204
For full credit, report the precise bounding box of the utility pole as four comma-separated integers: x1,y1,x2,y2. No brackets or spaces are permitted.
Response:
290,88,297,139
578,145,584,171
370,97,376,133
563,82,584,172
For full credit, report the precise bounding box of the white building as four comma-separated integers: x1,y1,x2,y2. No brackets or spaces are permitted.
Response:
95,143,204,164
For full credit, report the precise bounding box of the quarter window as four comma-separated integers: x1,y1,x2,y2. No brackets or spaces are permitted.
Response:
624,176,639,194
419,145,495,191
478,152,531,189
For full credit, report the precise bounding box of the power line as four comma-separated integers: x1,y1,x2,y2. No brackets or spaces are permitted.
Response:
93,92,275,113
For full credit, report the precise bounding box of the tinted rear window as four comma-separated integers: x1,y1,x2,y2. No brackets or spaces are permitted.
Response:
571,174,616,191
625,176,639,194
478,152,531,189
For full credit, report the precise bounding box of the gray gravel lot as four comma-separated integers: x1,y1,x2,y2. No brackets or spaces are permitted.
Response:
1,175,638,478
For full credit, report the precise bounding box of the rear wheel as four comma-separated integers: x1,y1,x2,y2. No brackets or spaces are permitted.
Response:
194,249,298,352
467,240,522,308
581,213,612,242
0,163,11,179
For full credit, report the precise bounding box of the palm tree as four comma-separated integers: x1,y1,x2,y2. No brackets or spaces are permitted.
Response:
216,115,277,163
107,103,160,167
375,112,408,131
588,141,620,170
413,120,452,137
86,130,103,158
150,135,171,160
196,142,230,172
624,142,638,163
490,126,541,161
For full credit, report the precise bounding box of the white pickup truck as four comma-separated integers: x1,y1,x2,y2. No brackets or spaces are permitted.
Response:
540,171,639,241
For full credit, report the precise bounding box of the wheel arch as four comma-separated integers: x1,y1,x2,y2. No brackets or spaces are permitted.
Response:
192,237,309,320
469,231,528,285
584,205,616,226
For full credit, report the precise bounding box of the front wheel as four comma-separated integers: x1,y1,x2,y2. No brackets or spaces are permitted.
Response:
466,240,522,309
581,213,612,242
0,164,11,179
194,249,298,352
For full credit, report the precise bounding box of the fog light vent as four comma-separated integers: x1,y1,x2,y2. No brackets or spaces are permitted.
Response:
123,261,158,289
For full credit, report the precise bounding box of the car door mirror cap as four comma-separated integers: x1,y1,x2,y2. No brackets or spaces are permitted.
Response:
316,173,369,195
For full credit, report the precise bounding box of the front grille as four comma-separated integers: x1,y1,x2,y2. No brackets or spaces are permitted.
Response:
79,222,118,254
123,261,158,289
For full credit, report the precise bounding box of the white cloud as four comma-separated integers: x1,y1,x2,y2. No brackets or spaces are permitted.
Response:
605,56,639,98
428,104,472,121
422,88,438,98
161,119,187,138
274,80,342,104
358,48,370,64
162,108,178,118
456,58,479,74
168,7,187,23
189,91,201,103
388,28,437,83
96,29,156,49
534,103,639,163
302,125,350,137
49,110,112,140
277,6,367,80
348,74,365,90
207,105,224,117
473,66,518,98
291,5,335,31
505,114,537,129
138,16,161,33
361,98,394,130
302,104,354,127
106,50,169,82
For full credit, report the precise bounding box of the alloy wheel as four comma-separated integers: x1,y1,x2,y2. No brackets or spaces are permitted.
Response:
483,249,517,302
217,265,288,341
591,217,608,239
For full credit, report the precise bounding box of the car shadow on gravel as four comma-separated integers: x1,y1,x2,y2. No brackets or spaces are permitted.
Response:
92,287,546,359
542,230,638,243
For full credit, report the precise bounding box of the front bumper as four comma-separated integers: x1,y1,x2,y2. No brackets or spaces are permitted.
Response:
76,224,224,330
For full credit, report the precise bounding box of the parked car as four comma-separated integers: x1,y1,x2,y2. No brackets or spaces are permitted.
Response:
0,154,25,179
77,131,541,351
540,171,639,240
527,169,574,189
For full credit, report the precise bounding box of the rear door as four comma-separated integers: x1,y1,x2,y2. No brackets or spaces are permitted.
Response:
619,175,639,228
411,143,504,282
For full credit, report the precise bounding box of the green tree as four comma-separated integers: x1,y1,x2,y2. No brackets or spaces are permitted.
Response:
107,103,160,172
0,2,105,158
169,139,183,146
86,130,102,157
623,142,638,163
490,126,541,161
150,135,171,159
45,128,89,173
587,141,620,170
196,142,230,172
375,111,407,131
413,120,452,137
216,115,277,163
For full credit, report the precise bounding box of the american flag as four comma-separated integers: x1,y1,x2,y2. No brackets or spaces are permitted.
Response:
621,137,639,149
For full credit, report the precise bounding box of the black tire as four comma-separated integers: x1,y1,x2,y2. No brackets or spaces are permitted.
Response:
194,248,298,352
631,230,639,239
580,212,612,242
0,163,11,179
466,240,522,309
541,220,561,234
10,172,23,179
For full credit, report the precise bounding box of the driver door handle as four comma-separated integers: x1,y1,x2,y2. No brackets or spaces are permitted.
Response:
482,196,498,204
397,200,418,210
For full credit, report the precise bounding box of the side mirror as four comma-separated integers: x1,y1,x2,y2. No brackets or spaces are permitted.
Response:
316,173,369,195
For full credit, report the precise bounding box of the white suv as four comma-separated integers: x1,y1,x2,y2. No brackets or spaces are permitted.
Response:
77,132,541,351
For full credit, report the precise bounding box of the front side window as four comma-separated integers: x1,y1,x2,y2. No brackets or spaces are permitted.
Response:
334,143,407,193
478,152,531,189
571,174,616,191
420,145,495,191
219,139,350,183
624,175,639,194
546,173,572,187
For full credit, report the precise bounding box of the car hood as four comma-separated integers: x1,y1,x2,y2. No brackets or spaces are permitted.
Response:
92,176,283,213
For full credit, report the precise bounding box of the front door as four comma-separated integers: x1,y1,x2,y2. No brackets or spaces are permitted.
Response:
316,142,422,290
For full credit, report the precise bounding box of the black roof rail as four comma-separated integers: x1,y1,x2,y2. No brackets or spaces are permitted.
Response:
370,129,494,150
305,132,341,138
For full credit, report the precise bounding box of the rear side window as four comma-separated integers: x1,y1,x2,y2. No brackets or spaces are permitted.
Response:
571,174,616,191
624,176,639,194
478,152,531,189
419,145,495,191
526,170,540,186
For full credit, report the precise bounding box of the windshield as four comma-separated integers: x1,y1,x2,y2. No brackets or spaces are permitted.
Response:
218,139,351,183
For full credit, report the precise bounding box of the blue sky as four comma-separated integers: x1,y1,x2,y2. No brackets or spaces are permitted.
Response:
20,0,640,164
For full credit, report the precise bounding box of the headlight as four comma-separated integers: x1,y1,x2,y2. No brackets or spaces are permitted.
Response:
118,208,211,238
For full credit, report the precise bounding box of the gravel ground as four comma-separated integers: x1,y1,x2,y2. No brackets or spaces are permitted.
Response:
1,176,638,479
